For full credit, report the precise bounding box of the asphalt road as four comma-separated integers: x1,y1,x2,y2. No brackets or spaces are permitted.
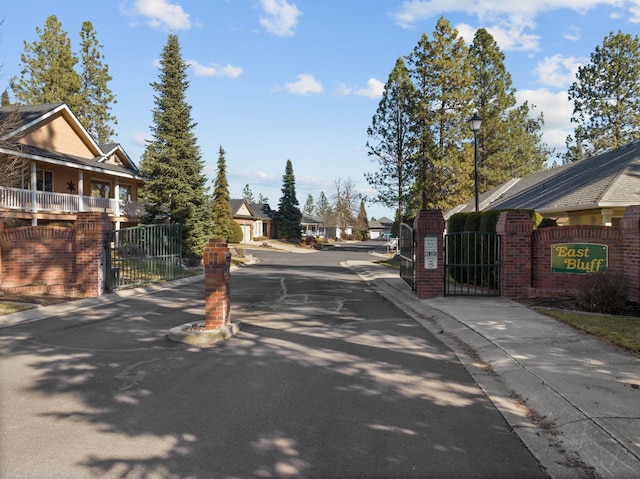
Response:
0,241,546,478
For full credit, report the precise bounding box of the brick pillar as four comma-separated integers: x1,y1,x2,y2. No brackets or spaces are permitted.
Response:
414,210,445,299
496,211,533,298
204,239,231,330
75,212,112,297
620,205,640,303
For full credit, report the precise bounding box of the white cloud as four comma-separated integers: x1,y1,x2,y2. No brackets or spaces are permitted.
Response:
131,131,153,146
284,74,324,95
516,88,574,152
334,83,353,96
355,78,385,99
390,0,637,50
131,0,191,30
187,60,243,78
563,25,581,41
534,55,585,88
259,0,302,37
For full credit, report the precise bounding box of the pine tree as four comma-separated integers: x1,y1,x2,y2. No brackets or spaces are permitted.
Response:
211,146,235,240
11,15,82,111
1,91,10,107
468,28,548,191
77,21,117,143
565,31,640,161
277,159,302,240
140,34,212,259
407,17,474,211
365,57,417,222
355,199,369,238
258,193,269,203
242,184,256,203
315,191,332,225
303,194,316,218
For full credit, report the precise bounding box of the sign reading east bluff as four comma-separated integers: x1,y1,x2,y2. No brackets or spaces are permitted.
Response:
551,243,608,273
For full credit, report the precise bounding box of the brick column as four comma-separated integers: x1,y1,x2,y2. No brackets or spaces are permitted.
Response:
75,212,112,297
621,205,640,303
496,211,533,298
204,239,231,330
414,210,445,299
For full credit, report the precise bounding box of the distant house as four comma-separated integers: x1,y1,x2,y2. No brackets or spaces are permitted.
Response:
301,213,325,238
0,103,145,228
248,202,276,239
230,198,257,243
446,138,640,227
368,216,394,239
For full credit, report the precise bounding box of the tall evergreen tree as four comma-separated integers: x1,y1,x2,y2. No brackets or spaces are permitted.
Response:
140,33,212,259
77,21,117,143
407,17,474,212
277,159,302,240
315,191,332,225
565,31,640,162
468,28,548,191
365,57,417,222
211,146,235,240
11,15,82,111
355,199,369,238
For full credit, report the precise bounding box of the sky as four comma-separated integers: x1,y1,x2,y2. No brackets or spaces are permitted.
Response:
1,0,639,221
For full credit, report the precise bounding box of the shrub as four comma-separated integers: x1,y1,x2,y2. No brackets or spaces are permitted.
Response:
304,235,317,246
228,222,244,243
183,252,202,267
576,271,628,314
538,217,558,228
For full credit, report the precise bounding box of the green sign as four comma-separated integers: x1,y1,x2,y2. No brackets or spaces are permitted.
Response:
551,243,607,273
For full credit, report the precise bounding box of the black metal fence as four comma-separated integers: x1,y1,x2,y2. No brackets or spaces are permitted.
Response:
104,224,183,292
444,231,501,296
399,223,416,290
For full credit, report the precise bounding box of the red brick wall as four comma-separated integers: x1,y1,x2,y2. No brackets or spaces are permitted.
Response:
0,226,75,288
0,212,112,298
204,239,231,329
413,210,445,299
531,226,623,293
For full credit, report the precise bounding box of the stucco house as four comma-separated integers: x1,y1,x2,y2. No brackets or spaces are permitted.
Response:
248,202,276,239
368,216,394,239
230,198,257,243
446,138,640,227
0,103,145,228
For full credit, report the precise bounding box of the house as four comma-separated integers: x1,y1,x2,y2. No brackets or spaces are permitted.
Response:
230,198,257,243
248,202,276,239
0,103,145,228
368,216,394,239
446,138,640,227
301,213,325,238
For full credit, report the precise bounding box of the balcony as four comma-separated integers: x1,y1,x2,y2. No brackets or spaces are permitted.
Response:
0,186,145,218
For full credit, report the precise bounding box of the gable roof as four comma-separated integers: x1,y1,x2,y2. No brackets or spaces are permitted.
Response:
446,138,640,218
0,103,142,179
230,199,256,219
369,216,394,229
248,203,275,221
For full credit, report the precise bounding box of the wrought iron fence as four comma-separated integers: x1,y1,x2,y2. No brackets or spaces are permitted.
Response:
399,223,416,290
444,231,501,296
104,224,183,291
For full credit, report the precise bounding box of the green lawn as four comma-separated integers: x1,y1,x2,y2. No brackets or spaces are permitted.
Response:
534,308,640,354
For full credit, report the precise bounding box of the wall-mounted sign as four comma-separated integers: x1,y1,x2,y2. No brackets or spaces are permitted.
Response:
551,243,607,273
424,236,438,270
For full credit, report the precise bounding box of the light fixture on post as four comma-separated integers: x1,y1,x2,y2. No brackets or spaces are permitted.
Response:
468,113,482,212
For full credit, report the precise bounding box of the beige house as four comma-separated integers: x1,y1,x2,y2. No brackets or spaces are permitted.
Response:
0,103,145,228
446,138,640,227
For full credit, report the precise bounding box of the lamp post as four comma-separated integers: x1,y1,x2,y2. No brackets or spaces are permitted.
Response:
468,113,482,212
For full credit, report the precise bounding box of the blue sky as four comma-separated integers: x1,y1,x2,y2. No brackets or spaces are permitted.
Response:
1,1,639,220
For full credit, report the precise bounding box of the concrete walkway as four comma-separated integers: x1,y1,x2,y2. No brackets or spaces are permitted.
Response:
345,260,640,479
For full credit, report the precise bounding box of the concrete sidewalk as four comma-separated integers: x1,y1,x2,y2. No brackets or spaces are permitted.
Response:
345,260,640,479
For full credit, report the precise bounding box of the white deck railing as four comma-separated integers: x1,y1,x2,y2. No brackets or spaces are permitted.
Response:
0,186,145,217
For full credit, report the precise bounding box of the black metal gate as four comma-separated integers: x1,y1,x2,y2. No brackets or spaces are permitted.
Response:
444,231,501,296
399,223,416,290
104,224,183,292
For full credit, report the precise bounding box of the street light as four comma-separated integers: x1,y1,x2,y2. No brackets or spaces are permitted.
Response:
468,113,482,212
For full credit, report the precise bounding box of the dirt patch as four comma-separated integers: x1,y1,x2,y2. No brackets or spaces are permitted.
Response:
0,294,77,307
517,296,640,317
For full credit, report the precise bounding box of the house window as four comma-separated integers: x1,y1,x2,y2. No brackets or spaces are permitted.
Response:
119,184,132,201
91,180,111,198
20,169,53,191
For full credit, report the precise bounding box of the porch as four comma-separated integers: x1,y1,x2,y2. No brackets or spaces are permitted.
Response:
0,185,145,223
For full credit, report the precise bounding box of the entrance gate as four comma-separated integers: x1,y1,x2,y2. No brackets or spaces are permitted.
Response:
104,224,183,292
444,231,501,296
399,223,416,290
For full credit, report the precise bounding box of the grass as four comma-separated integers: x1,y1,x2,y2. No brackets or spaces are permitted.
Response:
373,255,400,269
0,302,36,315
535,308,640,354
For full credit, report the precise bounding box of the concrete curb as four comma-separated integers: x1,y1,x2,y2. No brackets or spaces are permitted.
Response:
168,320,243,347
